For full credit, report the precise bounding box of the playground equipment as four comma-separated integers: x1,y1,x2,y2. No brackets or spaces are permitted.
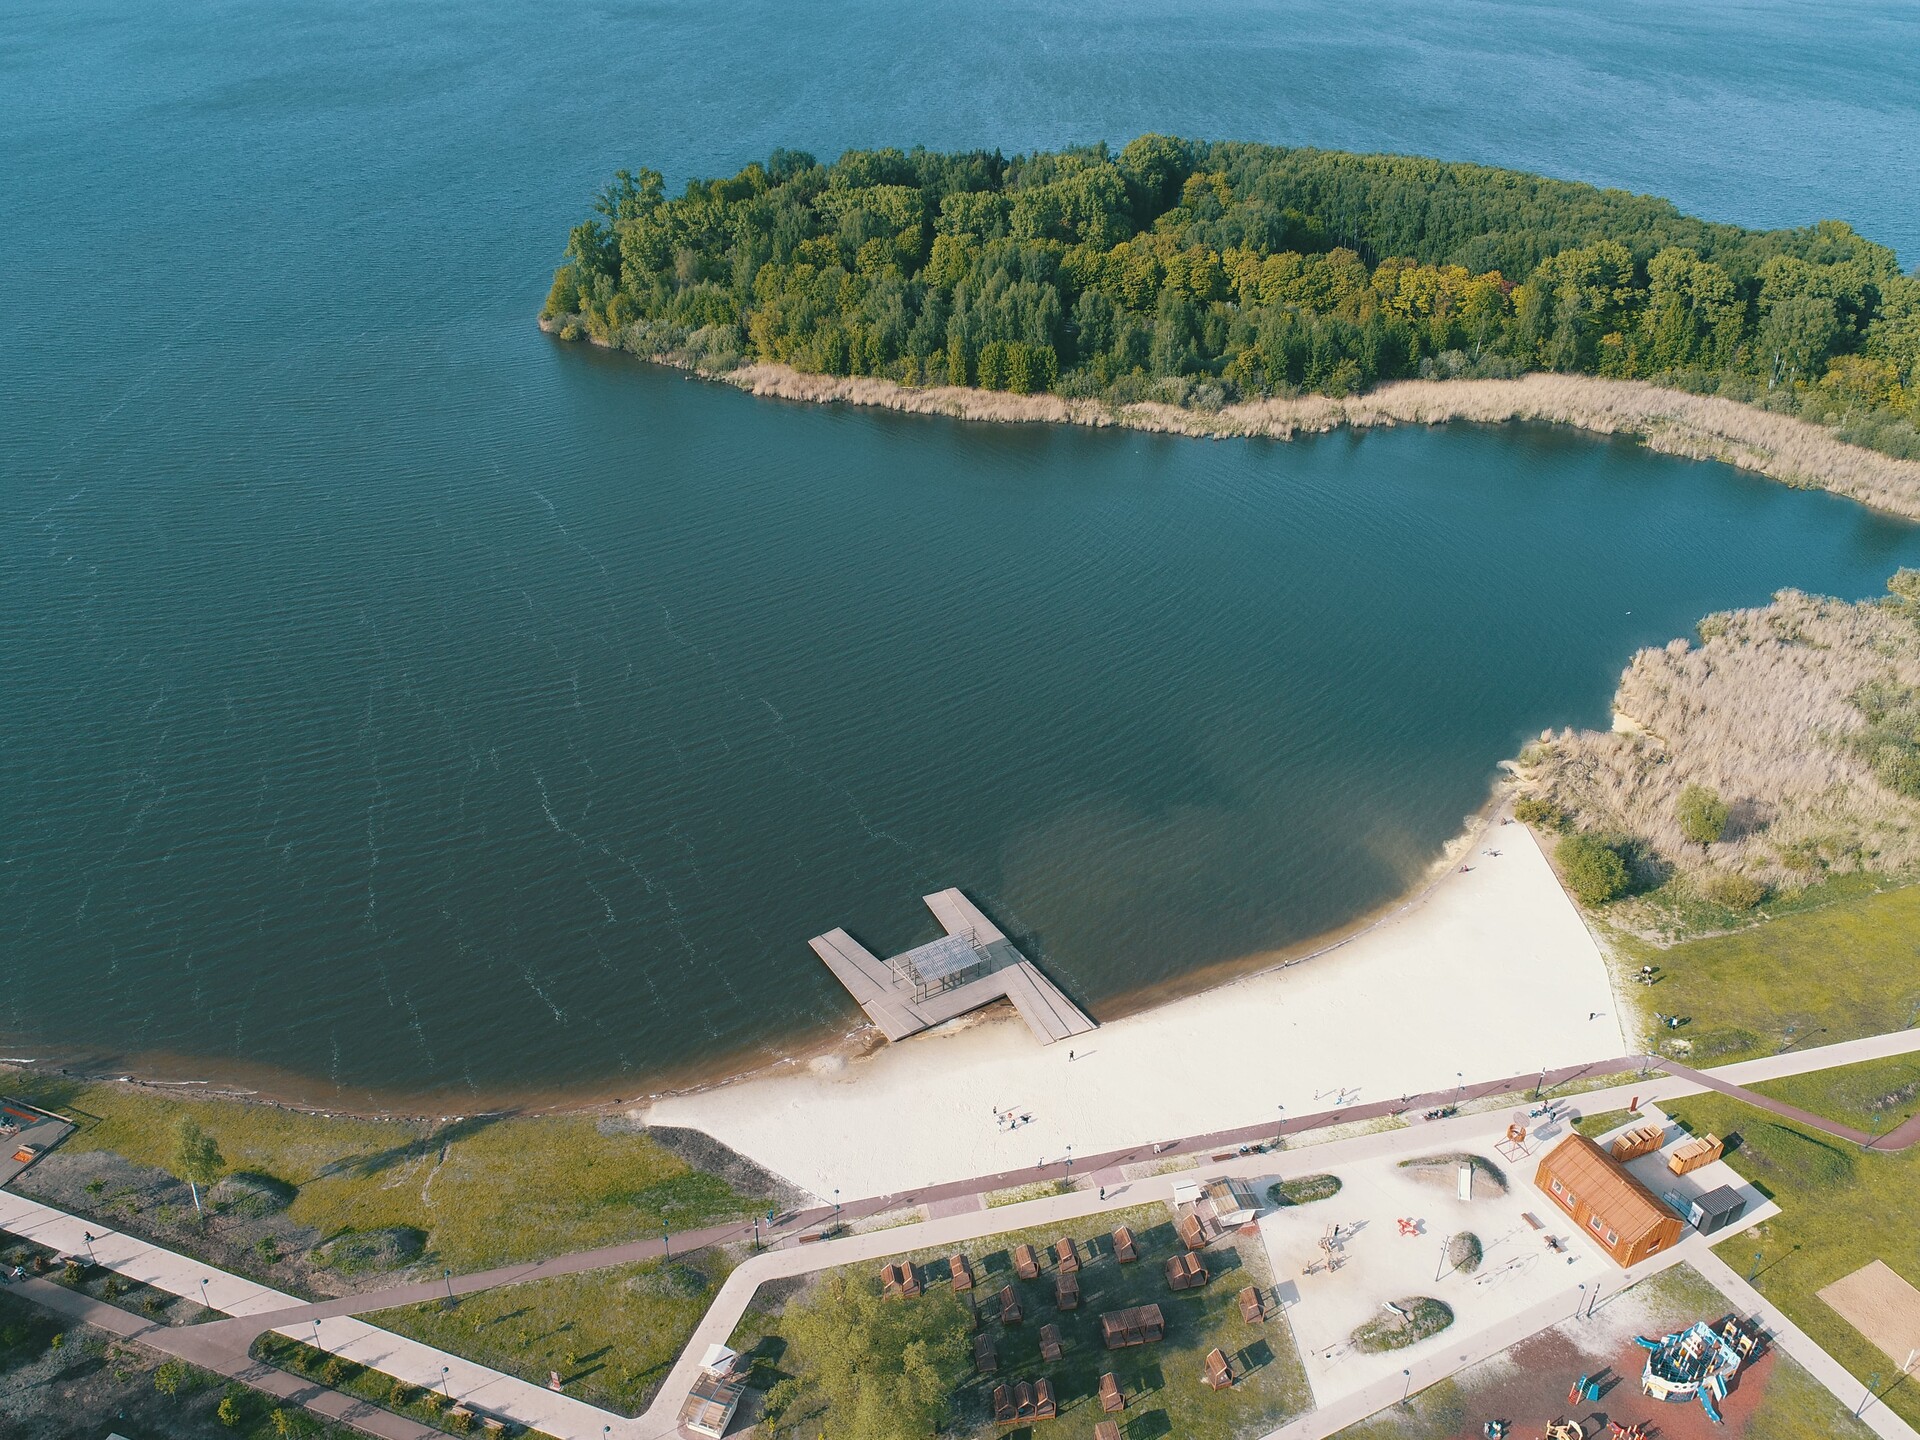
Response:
1633,1318,1753,1422
1542,1421,1582,1440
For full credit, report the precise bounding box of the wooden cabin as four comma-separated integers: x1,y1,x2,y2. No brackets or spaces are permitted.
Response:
1100,1304,1165,1349
1055,1270,1080,1310
998,1284,1024,1324
1014,1243,1041,1280
1165,1253,1209,1291
1039,1323,1063,1362
1112,1226,1139,1263
1053,1236,1080,1273
1535,1134,1684,1268
993,1380,1057,1424
1238,1285,1264,1323
950,1253,974,1291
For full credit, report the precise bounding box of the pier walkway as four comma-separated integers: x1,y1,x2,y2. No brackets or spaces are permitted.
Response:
810,888,1095,1046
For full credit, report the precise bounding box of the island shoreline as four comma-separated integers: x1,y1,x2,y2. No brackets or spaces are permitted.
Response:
543,316,1920,523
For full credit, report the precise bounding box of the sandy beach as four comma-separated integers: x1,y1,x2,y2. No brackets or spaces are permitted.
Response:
646,817,1632,1199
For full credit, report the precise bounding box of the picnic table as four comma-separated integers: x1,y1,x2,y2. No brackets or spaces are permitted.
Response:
1112,1226,1139,1263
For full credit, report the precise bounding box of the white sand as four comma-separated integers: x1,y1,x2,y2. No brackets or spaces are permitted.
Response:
646,822,1630,1199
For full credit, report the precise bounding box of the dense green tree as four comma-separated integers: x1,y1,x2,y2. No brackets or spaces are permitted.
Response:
1556,833,1632,907
1676,783,1731,848
541,138,1920,455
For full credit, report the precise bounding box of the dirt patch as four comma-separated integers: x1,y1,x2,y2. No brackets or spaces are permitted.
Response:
13,1149,339,1295
623,1120,809,1211
1819,1260,1920,1367
1398,1153,1510,1197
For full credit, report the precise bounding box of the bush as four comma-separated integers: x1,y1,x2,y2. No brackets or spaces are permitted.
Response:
1699,872,1769,910
1677,784,1730,847
153,1358,194,1395
389,1379,416,1408
1351,1296,1454,1352
1557,832,1632,906
1267,1174,1342,1206
217,1393,243,1428
314,1226,427,1275
1513,796,1566,829
211,1172,297,1217
1446,1232,1483,1274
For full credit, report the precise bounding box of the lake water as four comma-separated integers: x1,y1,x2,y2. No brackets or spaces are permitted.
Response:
5,0,1918,1104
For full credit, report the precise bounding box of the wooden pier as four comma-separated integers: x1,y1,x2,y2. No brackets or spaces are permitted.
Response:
810,889,1095,1046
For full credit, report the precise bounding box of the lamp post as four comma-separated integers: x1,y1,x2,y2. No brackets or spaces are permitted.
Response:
1065,1144,1072,1176
662,1221,670,1259
1455,1072,1464,1105
200,1278,210,1312
441,1366,451,1402
444,1267,455,1305
1575,1284,1586,1321
1401,1368,1412,1403
1533,1068,1547,1102
1859,1373,1882,1419
82,1231,95,1263
1749,1250,1764,1282
1275,1104,1286,1146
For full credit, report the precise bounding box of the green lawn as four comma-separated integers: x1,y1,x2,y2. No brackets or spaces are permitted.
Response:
1613,881,1920,1065
1572,1108,1635,1138
1746,1052,1920,1136
6,1079,765,1271
1331,1263,1873,1440
1661,1092,1920,1430
732,1203,1311,1440
365,1250,736,1415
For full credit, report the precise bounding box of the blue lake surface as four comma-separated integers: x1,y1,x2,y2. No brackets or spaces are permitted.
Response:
5,0,1918,1102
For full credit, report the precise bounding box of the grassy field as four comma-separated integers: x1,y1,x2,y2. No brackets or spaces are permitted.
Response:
4,1077,766,1273
1611,881,1920,1065
730,1202,1312,1440
366,1249,736,1415
1662,1092,1920,1429
1330,1263,1873,1440
1745,1051,1920,1135
1572,1108,1635,1138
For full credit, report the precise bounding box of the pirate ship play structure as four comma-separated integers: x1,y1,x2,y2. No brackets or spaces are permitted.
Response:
1633,1317,1759,1422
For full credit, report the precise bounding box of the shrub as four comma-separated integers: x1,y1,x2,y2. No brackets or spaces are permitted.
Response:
1699,872,1769,910
153,1359,193,1395
389,1380,416,1409
1677,784,1730,847
314,1226,427,1275
1447,1232,1483,1274
1267,1174,1342,1206
217,1394,243,1428
1557,832,1631,906
1513,796,1566,829
1351,1296,1454,1352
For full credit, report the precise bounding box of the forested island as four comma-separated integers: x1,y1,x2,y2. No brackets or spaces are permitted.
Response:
543,137,1920,483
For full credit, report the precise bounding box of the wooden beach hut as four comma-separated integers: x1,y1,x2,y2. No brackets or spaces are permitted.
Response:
1165,1253,1209,1291
1053,1236,1080,1272
1239,1285,1265,1323
1535,1134,1684,1268
1099,1373,1124,1412
998,1284,1024,1324
974,1332,997,1374
950,1253,974,1291
1204,1347,1235,1390
1014,1244,1041,1280
1040,1323,1063,1362
1055,1270,1080,1311
881,1261,921,1298
1100,1304,1165,1349
1112,1225,1139,1263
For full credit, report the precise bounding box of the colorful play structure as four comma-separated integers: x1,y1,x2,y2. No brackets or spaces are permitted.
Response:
1633,1318,1758,1422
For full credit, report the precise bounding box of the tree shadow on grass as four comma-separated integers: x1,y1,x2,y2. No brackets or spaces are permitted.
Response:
312,1113,509,1184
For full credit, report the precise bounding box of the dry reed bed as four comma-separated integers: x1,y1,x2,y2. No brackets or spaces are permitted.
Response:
718,363,1920,520
1516,587,1920,888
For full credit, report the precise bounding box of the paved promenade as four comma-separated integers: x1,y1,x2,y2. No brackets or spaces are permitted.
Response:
6,1026,1919,1440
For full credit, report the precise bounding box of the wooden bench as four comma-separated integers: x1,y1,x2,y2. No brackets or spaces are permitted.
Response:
1610,1123,1664,1161
950,1253,974,1291
1014,1243,1041,1280
1238,1285,1264,1323
1670,1133,1724,1175
1165,1253,1209,1291
999,1284,1024,1325
880,1261,921,1298
1204,1346,1234,1390
1112,1226,1138,1263
1100,1303,1166,1349
1099,1372,1124,1412
1053,1236,1079,1273
974,1332,998,1374
1055,1270,1080,1311
1040,1322,1063,1362
1177,1212,1208,1251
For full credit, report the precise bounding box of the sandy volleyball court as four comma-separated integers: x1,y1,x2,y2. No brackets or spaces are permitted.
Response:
647,821,1631,1198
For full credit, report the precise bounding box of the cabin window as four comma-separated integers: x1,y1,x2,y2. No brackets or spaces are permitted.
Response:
1605,1229,1619,1246
1550,1178,1563,1195
1589,1215,1605,1235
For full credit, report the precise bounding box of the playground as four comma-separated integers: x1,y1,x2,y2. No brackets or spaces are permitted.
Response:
1332,1264,1875,1440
